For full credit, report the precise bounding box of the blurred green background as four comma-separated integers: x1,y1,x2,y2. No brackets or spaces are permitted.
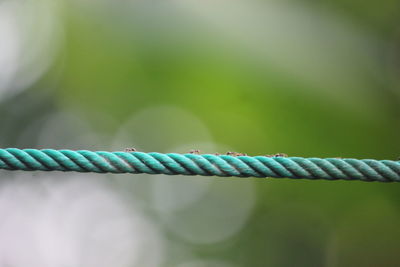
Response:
0,0,400,266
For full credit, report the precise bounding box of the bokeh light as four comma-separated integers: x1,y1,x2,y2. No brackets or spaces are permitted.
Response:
0,0,400,265
0,0,61,100
0,174,163,267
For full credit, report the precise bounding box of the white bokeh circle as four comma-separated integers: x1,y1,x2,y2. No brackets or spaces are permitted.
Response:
0,174,164,267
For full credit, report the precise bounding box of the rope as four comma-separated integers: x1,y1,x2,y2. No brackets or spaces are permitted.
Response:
0,148,398,182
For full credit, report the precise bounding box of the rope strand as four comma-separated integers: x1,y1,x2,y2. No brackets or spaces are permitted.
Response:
0,148,398,182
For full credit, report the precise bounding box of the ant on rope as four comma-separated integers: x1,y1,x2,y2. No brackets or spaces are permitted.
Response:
265,153,288,157
226,151,247,156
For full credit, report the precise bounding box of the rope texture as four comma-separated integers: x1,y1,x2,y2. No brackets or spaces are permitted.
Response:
0,148,398,182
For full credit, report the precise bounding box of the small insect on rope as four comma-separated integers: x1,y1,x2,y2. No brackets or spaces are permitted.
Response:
0,148,399,182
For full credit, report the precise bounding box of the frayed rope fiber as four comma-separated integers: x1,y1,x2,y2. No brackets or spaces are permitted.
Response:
0,148,399,182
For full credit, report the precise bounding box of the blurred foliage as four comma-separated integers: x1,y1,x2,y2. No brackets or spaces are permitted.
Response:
1,0,400,266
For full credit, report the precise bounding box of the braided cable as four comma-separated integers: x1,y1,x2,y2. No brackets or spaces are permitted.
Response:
0,148,398,182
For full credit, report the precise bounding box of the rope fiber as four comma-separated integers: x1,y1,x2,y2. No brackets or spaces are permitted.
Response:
0,148,398,182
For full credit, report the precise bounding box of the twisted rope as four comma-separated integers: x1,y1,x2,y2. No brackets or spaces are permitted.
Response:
0,148,398,182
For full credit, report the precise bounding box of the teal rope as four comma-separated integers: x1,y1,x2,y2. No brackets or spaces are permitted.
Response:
0,148,398,182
